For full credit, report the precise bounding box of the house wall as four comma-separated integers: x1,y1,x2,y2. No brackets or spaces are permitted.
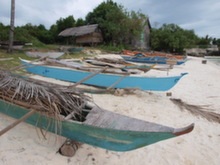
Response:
131,25,151,50
76,32,103,44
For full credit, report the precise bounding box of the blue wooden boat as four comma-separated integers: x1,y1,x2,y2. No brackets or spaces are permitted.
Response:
20,58,188,91
0,99,194,151
121,54,186,65
26,51,65,59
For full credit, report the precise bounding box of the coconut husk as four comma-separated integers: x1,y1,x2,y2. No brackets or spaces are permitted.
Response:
170,98,220,123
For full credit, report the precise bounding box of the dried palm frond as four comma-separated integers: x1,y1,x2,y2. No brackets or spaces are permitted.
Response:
0,68,90,121
170,98,220,124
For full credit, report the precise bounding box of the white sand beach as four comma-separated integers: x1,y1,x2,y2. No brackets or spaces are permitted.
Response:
0,56,220,165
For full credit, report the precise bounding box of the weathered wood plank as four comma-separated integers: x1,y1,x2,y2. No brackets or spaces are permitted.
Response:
84,107,173,132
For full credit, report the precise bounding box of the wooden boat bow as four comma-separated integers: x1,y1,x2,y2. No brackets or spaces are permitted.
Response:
173,123,194,136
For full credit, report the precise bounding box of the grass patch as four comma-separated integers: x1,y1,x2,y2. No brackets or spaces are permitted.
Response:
0,46,97,75
0,49,36,75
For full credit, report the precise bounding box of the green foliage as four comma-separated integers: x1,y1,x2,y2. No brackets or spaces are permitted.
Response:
86,0,124,42
213,38,220,47
16,24,50,45
0,49,36,73
196,35,212,46
0,23,9,41
0,23,46,47
56,15,76,33
75,18,86,27
14,27,45,47
49,15,76,43
98,43,128,52
151,24,199,53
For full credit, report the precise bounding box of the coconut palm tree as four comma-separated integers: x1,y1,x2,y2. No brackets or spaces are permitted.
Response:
8,0,15,53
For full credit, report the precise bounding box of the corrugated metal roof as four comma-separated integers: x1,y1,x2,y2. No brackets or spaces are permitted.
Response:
58,24,99,37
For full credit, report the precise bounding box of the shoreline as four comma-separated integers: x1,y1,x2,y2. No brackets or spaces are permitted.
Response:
0,56,220,165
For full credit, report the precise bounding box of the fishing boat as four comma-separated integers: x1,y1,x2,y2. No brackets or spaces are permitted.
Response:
122,50,186,60
0,41,24,50
67,47,84,53
0,70,194,151
121,54,186,65
0,100,194,151
204,56,220,59
82,59,154,73
20,58,188,91
26,51,65,59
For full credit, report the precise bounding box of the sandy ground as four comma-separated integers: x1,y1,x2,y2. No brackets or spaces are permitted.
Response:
0,56,220,165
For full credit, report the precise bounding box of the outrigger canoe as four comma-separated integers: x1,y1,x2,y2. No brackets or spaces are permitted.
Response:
20,58,188,91
26,51,65,59
122,50,186,60
121,55,187,65
0,99,194,151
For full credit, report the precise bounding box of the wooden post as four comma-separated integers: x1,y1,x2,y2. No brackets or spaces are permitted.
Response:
0,110,35,136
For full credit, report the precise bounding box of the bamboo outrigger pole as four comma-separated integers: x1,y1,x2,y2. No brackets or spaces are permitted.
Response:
70,67,108,88
0,110,35,136
107,74,128,91
9,56,47,71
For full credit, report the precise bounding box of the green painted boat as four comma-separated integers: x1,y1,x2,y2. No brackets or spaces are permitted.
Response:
0,99,194,151
67,47,83,53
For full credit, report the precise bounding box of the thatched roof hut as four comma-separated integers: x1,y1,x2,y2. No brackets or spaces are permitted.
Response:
58,24,103,46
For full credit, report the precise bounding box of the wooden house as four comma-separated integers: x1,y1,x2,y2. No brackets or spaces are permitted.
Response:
58,24,103,46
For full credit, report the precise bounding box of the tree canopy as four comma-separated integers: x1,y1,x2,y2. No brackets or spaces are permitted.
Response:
85,0,148,45
151,24,199,53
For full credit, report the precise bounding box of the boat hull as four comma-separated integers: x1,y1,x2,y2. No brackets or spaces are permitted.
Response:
121,55,186,65
68,47,83,53
20,59,187,91
122,50,185,60
0,100,193,151
26,51,64,59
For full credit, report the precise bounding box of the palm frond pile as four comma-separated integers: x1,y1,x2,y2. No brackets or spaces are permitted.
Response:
0,68,90,120
171,98,220,123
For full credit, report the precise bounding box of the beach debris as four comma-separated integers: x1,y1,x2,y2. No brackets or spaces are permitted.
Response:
202,60,207,64
170,98,220,123
58,139,82,157
112,88,139,96
166,92,172,97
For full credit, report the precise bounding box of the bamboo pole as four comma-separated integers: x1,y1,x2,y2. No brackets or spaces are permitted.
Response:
10,57,47,71
70,67,108,88
0,110,35,136
107,74,128,91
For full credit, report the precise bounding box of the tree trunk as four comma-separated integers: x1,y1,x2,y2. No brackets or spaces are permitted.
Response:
8,0,15,53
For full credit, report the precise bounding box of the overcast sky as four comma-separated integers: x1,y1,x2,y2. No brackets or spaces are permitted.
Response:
1,0,220,38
